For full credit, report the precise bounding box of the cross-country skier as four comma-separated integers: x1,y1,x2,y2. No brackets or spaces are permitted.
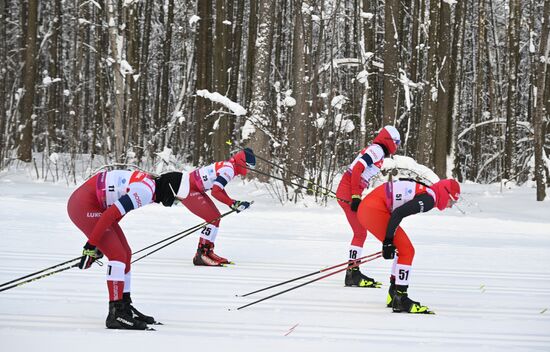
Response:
67,169,185,330
336,125,401,288
174,148,256,266
357,178,461,313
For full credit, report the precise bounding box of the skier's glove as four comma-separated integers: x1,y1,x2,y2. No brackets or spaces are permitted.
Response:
350,195,361,212
231,200,251,213
382,240,396,260
78,242,103,269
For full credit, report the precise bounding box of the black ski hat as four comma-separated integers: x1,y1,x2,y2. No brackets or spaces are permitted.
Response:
154,172,182,207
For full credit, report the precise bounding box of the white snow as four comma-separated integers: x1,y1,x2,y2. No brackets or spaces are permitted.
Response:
120,59,134,75
334,114,355,133
283,96,296,108
189,15,201,26
241,119,256,141
356,70,369,84
314,117,326,129
0,171,549,352
43,76,62,87
196,89,247,116
361,12,374,20
331,95,347,110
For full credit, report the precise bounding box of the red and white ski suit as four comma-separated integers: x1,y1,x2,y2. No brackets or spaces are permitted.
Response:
357,180,437,286
67,170,156,300
176,161,239,245
336,144,385,260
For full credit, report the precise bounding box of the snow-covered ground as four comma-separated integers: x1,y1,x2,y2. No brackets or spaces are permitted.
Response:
1,171,549,351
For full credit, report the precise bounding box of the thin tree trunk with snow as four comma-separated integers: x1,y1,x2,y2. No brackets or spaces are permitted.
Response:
504,0,520,179
533,0,549,201
416,1,440,167
288,0,309,178
17,0,38,162
106,0,125,162
383,0,400,125
246,0,274,182
434,1,453,178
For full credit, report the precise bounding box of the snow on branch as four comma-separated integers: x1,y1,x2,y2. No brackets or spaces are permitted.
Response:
196,89,247,116
371,155,440,187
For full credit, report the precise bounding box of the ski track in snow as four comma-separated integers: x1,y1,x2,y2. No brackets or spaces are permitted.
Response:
1,175,549,351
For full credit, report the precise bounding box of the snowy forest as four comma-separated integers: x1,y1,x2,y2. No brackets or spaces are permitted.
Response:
1,0,549,201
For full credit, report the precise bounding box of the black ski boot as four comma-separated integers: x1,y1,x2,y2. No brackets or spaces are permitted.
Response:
344,262,382,288
392,285,434,314
105,300,150,330
123,292,159,325
386,278,396,308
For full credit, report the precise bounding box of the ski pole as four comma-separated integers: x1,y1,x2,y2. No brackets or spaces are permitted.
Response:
0,255,83,289
0,209,240,291
244,165,350,204
237,251,382,298
228,141,339,197
131,208,237,257
0,263,80,293
234,253,382,311
131,206,244,263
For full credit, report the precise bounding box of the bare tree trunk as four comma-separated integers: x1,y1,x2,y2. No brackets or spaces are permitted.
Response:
504,0,520,179
244,0,258,108
159,0,174,149
434,0,453,178
449,0,466,180
45,0,61,157
125,2,140,154
0,0,7,165
471,0,485,180
383,0,400,124
106,0,125,162
194,0,212,164
416,1,440,167
246,0,274,181
92,2,105,159
229,0,244,104
361,0,377,146
288,0,309,177
533,0,549,201
212,0,230,160
17,0,38,162
137,0,152,161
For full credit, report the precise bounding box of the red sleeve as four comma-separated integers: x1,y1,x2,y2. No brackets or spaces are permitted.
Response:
211,184,234,207
350,162,366,196
88,205,123,246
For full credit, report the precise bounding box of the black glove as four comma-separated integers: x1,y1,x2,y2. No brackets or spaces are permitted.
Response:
231,200,251,213
350,195,361,212
78,242,103,269
382,240,396,260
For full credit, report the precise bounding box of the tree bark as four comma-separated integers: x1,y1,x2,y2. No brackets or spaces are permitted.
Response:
533,0,549,201
504,0,520,179
194,0,212,164
106,0,126,162
212,0,231,160
246,0,274,181
416,0,440,167
288,0,309,177
383,0,400,124
434,1,453,178
17,0,38,162
159,0,174,149
0,0,7,164
244,0,258,108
